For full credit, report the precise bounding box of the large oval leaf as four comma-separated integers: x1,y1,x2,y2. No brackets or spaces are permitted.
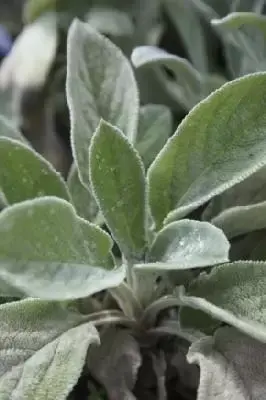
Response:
0,137,70,205
0,197,125,299
90,120,146,261
188,327,266,400
66,19,139,187
148,73,266,228
0,298,99,399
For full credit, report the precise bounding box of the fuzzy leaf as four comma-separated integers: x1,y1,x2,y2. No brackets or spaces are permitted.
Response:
0,197,125,299
0,298,99,400
179,261,266,342
66,19,139,187
212,201,266,239
67,163,99,222
136,105,172,169
131,45,225,110
0,138,70,205
90,120,146,260
131,45,200,110
188,327,266,400
203,164,266,238
212,11,266,33
202,166,266,221
148,73,266,228
87,328,141,400
212,12,266,75
143,220,229,270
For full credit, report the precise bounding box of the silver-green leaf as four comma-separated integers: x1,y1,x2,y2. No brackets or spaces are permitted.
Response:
0,137,70,205
188,327,266,400
136,104,172,169
66,19,139,187
211,201,266,239
143,220,229,270
87,328,141,400
0,298,99,400
90,120,146,261
0,197,125,299
148,73,266,228
67,162,99,222
179,261,266,342
131,45,225,110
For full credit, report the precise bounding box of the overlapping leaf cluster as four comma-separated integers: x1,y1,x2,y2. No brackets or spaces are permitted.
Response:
1,1,266,399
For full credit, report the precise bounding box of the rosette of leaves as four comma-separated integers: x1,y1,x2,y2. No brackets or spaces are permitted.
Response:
2,19,266,400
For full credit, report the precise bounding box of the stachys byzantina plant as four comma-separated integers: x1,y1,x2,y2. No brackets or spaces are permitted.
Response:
1,18,266,400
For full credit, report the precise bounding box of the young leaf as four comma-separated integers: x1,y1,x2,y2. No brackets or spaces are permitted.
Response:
136,104,172,169
87,328,141,400
67,163,99,222
90,120,146,261
0,298,99,399
143,220,229,270
148,73,266,228
188,327,266,400
0,138,70,205
66,19,139,187
179,261,266,342
0,197,125,299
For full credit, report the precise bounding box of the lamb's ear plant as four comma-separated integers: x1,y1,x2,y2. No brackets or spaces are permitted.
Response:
2,17,266,400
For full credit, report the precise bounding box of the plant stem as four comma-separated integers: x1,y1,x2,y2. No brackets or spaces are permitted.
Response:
147,321,203,343
85,309,136,329
109,281,143,320
140,295,181,329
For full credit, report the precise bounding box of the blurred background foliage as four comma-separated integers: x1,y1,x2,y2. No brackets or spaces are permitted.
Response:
0,0,266,178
